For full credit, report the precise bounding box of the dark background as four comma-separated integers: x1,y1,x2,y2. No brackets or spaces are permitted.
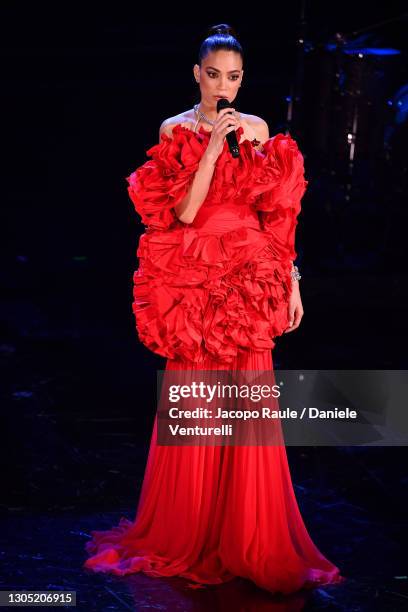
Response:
1,4,408,609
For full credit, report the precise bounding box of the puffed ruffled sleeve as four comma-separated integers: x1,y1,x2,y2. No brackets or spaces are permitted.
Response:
251,133,308,264
126,126,206,231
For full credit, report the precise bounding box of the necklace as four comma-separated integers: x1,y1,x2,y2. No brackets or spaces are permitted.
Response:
193,103,216,127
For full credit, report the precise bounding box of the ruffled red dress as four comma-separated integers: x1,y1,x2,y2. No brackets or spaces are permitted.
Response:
83,124,345,594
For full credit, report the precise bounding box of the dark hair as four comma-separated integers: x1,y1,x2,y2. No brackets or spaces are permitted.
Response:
198,23,244,65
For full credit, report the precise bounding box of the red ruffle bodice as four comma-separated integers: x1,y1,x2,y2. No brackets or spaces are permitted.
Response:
126,124,308,364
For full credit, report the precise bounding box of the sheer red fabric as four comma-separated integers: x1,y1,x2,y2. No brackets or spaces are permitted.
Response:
84,349,344,593
83,125,345,593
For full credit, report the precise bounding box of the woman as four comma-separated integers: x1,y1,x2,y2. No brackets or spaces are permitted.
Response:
83,24,345,594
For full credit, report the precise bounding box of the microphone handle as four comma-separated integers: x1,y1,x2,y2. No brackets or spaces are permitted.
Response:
226,129,240,158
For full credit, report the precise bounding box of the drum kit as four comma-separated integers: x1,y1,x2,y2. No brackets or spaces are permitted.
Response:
282,10,407,269
285,13,407,190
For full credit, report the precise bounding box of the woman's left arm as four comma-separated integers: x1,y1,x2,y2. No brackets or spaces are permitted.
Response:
285,271,304,333
251,118,306,334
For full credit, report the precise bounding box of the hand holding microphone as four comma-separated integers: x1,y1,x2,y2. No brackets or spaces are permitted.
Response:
217,98,241,158
204,100,241,163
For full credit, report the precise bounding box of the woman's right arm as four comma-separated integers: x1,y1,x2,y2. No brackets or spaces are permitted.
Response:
159,108,240,224
172,153,216,224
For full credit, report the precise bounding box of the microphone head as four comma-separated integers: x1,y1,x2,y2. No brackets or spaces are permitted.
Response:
216,98,233,113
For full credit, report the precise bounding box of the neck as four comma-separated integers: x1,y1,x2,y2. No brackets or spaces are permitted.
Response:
197,101,218,122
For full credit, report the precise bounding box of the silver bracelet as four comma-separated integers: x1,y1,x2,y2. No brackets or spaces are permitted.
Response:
291,264,301,281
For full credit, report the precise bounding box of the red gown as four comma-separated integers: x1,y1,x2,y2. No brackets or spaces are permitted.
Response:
83,124,345,594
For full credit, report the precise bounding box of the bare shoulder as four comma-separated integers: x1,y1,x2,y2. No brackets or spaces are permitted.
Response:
159,110,271,144
242,113,270,143
159,111,194,139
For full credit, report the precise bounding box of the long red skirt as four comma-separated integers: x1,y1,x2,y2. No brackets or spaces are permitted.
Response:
83,348,345,594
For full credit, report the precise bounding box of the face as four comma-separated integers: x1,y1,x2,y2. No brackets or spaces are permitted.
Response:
193,50,243,109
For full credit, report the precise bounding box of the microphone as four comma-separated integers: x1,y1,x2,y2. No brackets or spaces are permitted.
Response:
216,98,240,158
